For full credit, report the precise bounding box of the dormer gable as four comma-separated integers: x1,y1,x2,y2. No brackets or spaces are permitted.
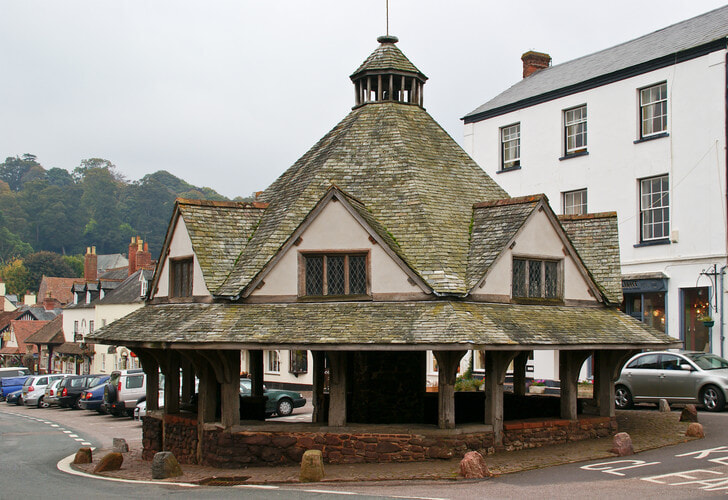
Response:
468,195,604,305
246,187,430,301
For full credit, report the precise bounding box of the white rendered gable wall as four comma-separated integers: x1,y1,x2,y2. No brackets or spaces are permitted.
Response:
155,217,211,298
474,209,596,302
252,199,417,297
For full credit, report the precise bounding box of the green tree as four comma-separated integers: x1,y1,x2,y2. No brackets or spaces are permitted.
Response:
0,259,31,295
23,251,77,292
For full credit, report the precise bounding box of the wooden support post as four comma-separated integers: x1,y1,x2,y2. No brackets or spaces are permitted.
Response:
136,349,159,411
220,350,241,428
327,351,347,427
181,357,194,405
433,350,466,429
559,350,592,420
484,351,518,446
312,351,326,424
164,350,181,415
513,351,529,397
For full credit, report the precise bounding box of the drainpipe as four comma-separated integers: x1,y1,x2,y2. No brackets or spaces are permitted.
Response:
722,265,726,358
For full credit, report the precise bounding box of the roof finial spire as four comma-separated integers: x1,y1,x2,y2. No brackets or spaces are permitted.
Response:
386,0,389,36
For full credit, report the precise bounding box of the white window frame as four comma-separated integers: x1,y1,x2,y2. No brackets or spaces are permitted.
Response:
564,105,587,154
266,350,281,373
639,174,670,242
500,123,521,170
562,189,587,215
639,82,667,138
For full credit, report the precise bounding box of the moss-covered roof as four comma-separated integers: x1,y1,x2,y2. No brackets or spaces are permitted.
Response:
560,213,623,305
351,36,425,79
216,102,508,297
176,199,266,291
87,301,679,349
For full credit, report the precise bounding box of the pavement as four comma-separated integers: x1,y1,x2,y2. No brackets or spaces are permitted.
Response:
69,409,700,485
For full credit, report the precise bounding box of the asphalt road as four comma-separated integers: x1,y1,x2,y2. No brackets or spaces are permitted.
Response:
2,402,728,499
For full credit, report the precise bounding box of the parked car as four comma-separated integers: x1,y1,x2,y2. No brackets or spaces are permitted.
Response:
615,351,728,412
22,374,68,408
0,375,29,401
79,382,110,413
58,374,108,409
44,378,66,407
5,389,23,405
239,378,306,417
103,369,146,417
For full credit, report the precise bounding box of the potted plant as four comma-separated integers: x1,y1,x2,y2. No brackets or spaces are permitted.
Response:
700,315,715,328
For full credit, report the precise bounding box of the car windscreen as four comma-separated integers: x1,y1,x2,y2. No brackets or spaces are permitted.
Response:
684,353,728,370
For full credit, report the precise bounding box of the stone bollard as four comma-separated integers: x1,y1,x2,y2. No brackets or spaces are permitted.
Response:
152,451,183,479
680,404,699,422
658,399,670,412
73,447,93,464
93,452,123,473
112,437,129,453
610,432,634,456
686,422,705,438
300,449,324,482
459,451,490,479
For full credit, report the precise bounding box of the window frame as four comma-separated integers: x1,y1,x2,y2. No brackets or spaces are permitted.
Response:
562,188,588,216
299,251,370,299
639,82,667,139
563,105,587,155
169,256,194,298
500,123,521,171
511,257,563,302
639,174,670,243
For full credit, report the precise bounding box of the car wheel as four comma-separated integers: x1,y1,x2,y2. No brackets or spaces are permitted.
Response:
701,385,725,412
615,385,633,409
277,398,293,417
38,396,49,409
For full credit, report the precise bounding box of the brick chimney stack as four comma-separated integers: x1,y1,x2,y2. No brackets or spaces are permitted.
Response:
128,236,138,276
521,51,551,78
135,239,152,272
84,246,98,282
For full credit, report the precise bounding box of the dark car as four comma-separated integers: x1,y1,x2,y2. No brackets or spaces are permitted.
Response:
58,375,109,409
239,378,306,417
5,389,23,405
79,381,110,413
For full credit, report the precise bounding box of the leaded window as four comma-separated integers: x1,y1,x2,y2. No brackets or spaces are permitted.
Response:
640,83,667,137
564,105,587,153
500,123,520,170
640,175,669,241
170,257,193,297
303,253,368,297
512,258,561,299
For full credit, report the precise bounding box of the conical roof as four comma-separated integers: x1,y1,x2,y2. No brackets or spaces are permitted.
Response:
351,35,426,79
216,101,508,297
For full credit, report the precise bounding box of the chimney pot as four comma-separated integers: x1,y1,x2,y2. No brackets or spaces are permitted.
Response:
521,51,551,78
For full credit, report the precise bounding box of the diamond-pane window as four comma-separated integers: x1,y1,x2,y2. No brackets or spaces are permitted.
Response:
512,258,561,300
305,256,323,295
327,256,345,295
302,253,368,297
349,255,367,295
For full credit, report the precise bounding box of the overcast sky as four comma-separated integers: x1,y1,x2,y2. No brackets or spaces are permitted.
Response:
1,1,726,199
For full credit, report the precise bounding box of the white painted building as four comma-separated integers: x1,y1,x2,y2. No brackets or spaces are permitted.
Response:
462,6,728,379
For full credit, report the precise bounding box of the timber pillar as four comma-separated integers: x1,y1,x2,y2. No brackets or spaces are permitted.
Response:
433,350,466,429
485,351,518,446
327,351,347,427
559,350,591,420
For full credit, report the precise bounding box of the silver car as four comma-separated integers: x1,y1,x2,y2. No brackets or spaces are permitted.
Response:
615,351,728,412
